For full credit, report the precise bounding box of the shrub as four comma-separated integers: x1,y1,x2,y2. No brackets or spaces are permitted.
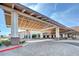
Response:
2,40,11,46
0,42,2,46
19,40,26,44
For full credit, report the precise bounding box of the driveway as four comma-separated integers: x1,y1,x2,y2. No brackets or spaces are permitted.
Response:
0,40,79,56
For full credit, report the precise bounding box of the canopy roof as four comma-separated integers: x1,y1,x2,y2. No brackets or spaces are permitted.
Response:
0,3,76,33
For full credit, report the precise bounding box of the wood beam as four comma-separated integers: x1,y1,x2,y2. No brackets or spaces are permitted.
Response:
26,20,31,28
5,13,10,16
36,16,41,18
22,19,26,27
23,19,27,28
37,23,44,29
30,21,35,29
35,23,41,29
20,17,25,27
12,4,14,9
24,19,29,28
4,11,54,30
30,13,35,15
40,26,55,31
19,27,40,31
22,9,26,13
0,5,55,27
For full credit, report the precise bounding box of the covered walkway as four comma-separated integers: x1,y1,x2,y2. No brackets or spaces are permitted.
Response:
0,3,79,45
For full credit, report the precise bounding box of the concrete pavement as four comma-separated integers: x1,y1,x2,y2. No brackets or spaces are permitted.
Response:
0,39,79,56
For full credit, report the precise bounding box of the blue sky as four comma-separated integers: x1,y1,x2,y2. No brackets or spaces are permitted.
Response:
21,3,79,27
0,3,79,35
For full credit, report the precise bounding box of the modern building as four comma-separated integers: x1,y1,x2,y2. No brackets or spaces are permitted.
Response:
0,3,79,44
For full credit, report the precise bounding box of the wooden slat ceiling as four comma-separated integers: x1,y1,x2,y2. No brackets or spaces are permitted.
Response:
42,28,70,34
1,3,69,28
0,3,75,33
4,12,52,31
18,15,53,30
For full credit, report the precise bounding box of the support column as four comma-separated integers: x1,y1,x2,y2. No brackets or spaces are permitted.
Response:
63,34,65,38
53,34,55,39
72,34,76,39
56,27,60,39
40,33,43,39
76,34,79,39
36,34,38,39
30,34,32,39
45,35,47,39
11,10,20,45
25,30,30,39
49,35,52,39
66,34,69,39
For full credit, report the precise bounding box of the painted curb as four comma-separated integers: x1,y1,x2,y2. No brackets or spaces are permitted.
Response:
0,45,22,52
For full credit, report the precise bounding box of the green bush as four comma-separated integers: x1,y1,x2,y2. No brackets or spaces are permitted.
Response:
19,40,26,44
32,34,37,39
0,42,2,46
2,40,11,46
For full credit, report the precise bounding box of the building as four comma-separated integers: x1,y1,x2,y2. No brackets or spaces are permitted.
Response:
0,3,79,45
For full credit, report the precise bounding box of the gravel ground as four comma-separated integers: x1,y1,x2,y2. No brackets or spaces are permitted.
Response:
0,40,79,56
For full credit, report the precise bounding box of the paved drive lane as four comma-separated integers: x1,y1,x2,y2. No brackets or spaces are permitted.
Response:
0,41,79,56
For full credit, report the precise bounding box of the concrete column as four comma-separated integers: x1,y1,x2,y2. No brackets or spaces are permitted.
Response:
74,34,76,38
63,34,66,38
19,32,24,39
65,34,68,38
49,35,52,39
30,34,32,39
76,34,79,39
28,31,30,39
56,27,60,39
36,34,38,39
75,34,77,39
40,33,43,39
11,10,19,45
26,30,30,39
45,35,47,39
74,34,77,39
53,34,56,38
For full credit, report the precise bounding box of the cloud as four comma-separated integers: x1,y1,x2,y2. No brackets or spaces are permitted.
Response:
54,3,57,11
21,3,79,27
21,3,58,16
50,5,79,20
50,5,79,27
21,3,42,11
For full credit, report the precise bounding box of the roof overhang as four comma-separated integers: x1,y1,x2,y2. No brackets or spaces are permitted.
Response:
0,3,74,33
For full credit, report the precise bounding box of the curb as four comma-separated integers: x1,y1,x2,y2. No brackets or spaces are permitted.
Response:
0,45,22,52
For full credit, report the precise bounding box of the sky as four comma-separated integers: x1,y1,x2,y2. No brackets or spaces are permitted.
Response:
0,3,79,35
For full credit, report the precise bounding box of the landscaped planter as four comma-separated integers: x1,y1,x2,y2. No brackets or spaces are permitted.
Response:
19,40,26,44
2,40,11,46
0,42,2,46
1,38,11,46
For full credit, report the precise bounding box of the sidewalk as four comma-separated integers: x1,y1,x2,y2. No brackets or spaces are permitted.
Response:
26,39,79,43
56,40,79,43
26,39,53,43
